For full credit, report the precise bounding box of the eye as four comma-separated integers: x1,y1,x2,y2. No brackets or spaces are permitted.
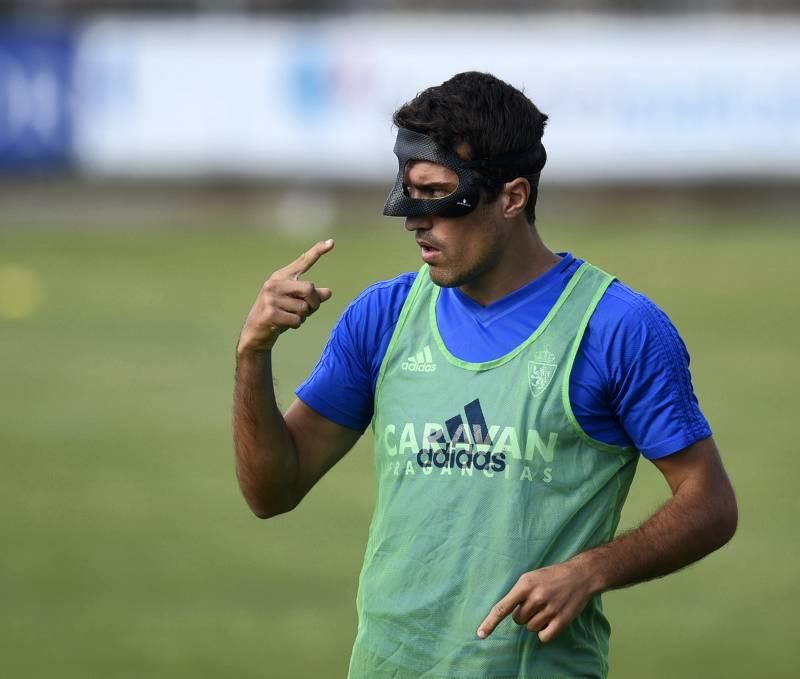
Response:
403,184,452,199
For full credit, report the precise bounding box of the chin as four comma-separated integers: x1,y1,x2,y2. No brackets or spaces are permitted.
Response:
427,266,466,289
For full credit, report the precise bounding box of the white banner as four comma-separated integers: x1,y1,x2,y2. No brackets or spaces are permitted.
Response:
73,15,800,182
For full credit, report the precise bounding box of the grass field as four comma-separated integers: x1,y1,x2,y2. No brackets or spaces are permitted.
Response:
1,208,798,678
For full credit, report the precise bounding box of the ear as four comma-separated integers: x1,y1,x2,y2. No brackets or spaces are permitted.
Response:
501,178,530,219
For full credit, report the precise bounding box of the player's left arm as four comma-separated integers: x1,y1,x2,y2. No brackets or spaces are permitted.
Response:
479,286,738,643
477,435,737,642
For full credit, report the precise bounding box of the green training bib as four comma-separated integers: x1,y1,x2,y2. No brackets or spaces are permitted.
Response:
348,262,638,679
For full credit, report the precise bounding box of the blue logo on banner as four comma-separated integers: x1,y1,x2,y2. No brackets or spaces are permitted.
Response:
288,40,332,119
0,25,76,170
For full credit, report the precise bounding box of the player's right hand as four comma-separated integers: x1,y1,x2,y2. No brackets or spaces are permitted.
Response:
237,239,334,354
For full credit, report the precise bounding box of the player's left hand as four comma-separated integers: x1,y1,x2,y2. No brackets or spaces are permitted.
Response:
477,560,594,643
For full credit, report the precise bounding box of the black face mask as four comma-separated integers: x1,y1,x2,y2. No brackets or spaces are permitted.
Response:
383,127,547,219
383,128,482,218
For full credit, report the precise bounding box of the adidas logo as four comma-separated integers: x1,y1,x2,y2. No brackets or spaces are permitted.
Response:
456,198,471,207
416,398,506,473
401,345,437,372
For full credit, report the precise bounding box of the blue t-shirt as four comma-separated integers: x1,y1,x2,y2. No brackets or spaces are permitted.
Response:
297,253,711,460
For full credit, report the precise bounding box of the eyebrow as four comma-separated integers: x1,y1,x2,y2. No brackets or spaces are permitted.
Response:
405,180,458,189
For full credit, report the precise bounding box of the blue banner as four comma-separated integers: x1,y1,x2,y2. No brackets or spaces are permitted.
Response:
0,25,76,171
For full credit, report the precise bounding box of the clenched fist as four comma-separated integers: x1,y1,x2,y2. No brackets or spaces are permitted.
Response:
237,239,335,354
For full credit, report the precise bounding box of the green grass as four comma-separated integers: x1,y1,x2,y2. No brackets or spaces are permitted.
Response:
1,215,797,678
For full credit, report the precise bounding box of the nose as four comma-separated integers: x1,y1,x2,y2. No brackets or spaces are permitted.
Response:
405,216,432,232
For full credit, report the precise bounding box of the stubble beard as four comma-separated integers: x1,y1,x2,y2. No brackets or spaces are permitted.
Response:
427,238,506,291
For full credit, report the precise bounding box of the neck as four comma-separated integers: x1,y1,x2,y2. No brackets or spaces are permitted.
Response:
458,227,560,307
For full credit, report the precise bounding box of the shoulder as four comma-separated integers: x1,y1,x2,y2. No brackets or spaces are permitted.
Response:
346,271,418,316
336,271,418,360
571,259,679,348
340,271,417,332
586,275,692,381
586,273,712,453
589,278,674,339
580,267,696,392
576,276,666,387
589,275,684,353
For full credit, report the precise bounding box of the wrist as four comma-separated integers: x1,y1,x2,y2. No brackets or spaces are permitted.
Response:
569,550,608,596
236,335,272,362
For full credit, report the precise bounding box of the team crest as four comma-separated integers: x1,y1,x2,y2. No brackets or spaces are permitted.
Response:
528,347,558,397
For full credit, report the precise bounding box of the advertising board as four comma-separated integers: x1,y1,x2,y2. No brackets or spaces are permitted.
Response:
0,25,76,170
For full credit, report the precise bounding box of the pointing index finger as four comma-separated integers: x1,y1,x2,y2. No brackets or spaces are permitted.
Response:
288,239,335,280
477,586,526,639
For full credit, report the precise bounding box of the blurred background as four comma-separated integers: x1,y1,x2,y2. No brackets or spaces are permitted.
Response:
1,2,798,678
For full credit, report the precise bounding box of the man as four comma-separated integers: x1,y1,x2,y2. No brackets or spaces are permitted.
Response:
233,72,737,678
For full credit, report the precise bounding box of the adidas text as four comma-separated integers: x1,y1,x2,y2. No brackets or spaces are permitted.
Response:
402,346,437,372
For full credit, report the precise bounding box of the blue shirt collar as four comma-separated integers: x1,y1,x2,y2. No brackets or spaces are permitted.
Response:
447,252,576,320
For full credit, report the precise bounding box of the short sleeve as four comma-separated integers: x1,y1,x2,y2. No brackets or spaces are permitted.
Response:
594,282,712,459
295,273,416,432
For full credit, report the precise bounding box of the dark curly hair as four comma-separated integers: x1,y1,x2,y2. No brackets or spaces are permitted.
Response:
393,71,548,225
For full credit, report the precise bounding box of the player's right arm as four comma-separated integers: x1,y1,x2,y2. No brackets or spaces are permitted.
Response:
232,239,362,518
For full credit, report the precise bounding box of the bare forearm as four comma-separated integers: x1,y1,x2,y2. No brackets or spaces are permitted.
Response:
232,344,299,517
574,481,738,595
231,240,337,517
477,440,738,643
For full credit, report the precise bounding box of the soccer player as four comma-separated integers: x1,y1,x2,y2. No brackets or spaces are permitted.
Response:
232,72,737,679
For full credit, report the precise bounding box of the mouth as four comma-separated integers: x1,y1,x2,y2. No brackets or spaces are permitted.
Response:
416,240,442,263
